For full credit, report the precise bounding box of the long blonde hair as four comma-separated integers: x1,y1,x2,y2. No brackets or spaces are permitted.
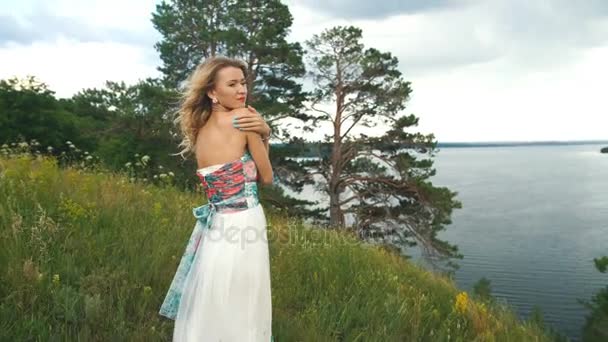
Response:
171,56,249,159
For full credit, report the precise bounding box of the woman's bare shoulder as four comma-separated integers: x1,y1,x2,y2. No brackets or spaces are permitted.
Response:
200,113,241,137
195,115,247,168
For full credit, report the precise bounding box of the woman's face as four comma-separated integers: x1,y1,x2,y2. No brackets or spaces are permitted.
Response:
208,66,247,111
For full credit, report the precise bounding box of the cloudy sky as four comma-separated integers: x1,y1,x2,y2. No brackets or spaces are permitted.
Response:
1,0,607,142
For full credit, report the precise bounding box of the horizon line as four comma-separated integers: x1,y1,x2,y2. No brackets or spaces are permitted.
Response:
436,139,608,144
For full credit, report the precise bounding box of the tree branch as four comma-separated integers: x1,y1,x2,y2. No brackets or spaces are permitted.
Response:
339,113,365,141
358,150,397,170
309,102,334,122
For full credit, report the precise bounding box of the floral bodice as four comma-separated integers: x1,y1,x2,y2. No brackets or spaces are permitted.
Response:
195,150,260,212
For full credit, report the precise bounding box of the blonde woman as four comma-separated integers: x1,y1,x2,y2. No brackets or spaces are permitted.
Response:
159,56,274,342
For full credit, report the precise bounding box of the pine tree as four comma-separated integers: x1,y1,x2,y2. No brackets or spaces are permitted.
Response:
151,0,309,141
303,26,462,258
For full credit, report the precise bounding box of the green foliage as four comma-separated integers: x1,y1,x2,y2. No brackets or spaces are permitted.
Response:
581,256,608,341
0,76,84,150
473,277,493,301
529,306,546,330
1,139,180,190
0,75,204,190
594,257,608,273
1,138,103,172
68,79,188,180
0,155,554,341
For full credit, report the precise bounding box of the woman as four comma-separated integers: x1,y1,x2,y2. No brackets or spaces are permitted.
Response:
159,56,274,342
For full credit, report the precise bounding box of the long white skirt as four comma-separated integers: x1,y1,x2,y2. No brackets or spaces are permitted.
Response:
172,203,272,341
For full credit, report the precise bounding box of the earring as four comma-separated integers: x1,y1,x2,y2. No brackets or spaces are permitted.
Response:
212,98,218,104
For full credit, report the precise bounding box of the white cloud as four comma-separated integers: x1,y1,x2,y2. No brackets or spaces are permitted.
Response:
409,45,608,142
286,0,608,142
0,38,161,98
1,0,157,31
0,0,162,97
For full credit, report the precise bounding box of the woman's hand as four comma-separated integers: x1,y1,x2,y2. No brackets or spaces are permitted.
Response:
232,105,271,138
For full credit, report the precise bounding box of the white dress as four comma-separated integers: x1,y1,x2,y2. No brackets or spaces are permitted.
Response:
159,150,273,341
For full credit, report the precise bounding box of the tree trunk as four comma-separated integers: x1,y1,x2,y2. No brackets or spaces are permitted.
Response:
329,134,344,227
329,62,345,228
329,190,344,228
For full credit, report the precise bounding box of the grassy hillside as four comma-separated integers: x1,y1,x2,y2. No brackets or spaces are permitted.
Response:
0,155,553,341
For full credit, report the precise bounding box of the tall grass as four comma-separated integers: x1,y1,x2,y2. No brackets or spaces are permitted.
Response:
0,155,554,341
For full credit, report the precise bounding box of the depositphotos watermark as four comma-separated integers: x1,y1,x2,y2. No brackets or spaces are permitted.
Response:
200,215,372,251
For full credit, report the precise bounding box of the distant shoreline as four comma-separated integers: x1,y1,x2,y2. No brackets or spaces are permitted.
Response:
436,140,608,148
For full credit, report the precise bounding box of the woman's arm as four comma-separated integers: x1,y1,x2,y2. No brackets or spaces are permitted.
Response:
245,131,273,185
261,132,271,155
233,105,271,158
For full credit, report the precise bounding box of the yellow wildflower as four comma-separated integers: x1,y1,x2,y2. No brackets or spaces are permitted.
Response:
454,291,469,314
52,273,60,286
